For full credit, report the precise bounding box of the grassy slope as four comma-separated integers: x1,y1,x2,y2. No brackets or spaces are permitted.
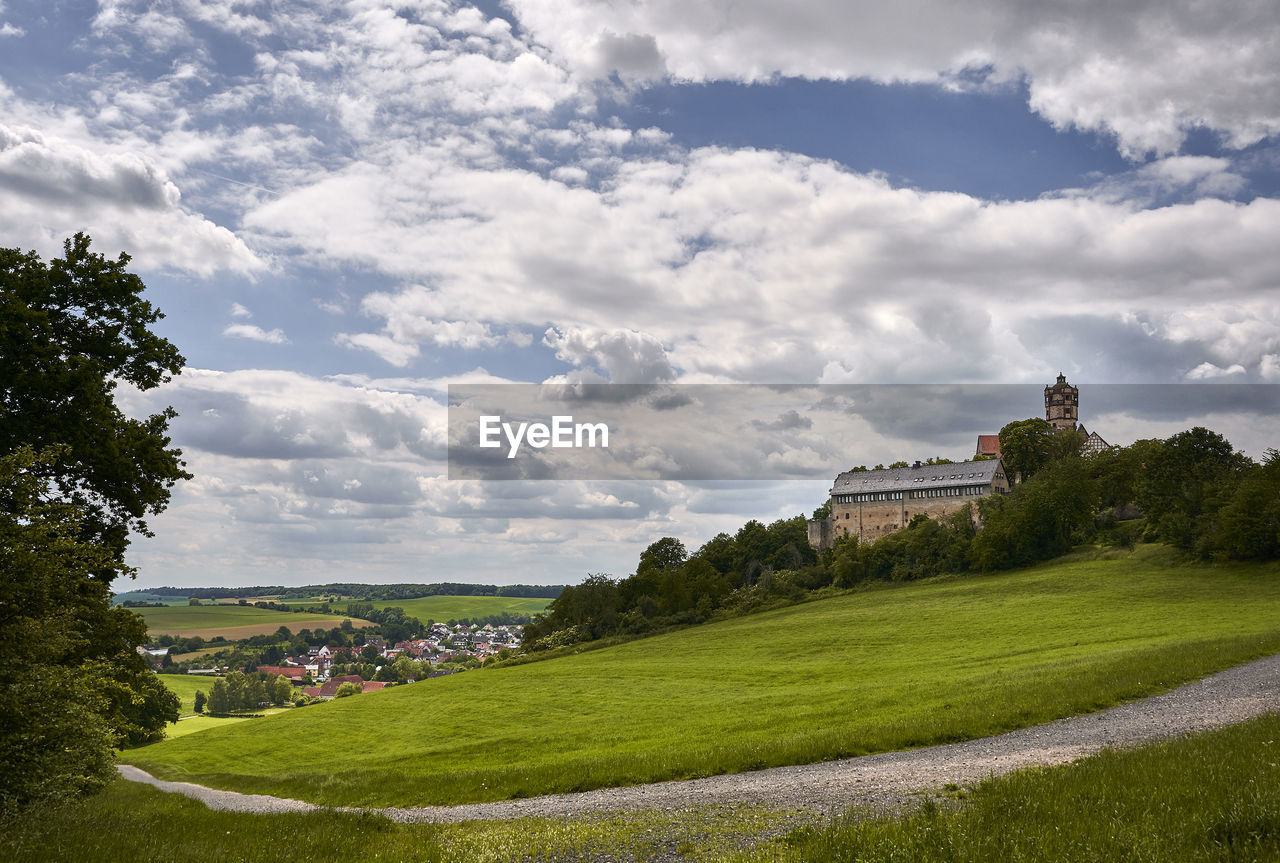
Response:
156,673,213,715
364,594,551,621
137,605,373,638
14,716,1280,861
736,713,1280,862
3,779,796,863
123,548,1280,808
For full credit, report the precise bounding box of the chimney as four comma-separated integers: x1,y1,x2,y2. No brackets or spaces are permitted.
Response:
912,460,922,468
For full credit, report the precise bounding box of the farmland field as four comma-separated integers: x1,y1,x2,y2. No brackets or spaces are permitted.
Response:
123,547,1280,809
113,591,191,606
157,673,217,715
136,605,374,639
363,594,551,621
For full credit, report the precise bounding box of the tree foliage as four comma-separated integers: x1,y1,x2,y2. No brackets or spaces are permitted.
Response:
0,447,179,813
1137,427,1249,552
1,234,189,567
0,237,187,813
525,520,818,649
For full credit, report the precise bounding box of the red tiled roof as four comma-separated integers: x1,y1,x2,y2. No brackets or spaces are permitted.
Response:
317,674,366,696
975,434,1001,456
257,665,307,679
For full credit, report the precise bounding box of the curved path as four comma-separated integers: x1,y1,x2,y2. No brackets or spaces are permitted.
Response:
120,653,1280,822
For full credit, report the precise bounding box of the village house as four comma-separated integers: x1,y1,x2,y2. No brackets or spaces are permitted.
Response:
256,665,308,683
301,674,389,699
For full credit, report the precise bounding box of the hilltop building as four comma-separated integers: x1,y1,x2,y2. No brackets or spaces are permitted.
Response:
1045,373,1079,430
977,373,1111,458
810,374,1109,551
974,434,1001,459
807,458,1011,549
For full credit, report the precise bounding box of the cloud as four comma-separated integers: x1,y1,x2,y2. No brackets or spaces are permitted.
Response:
223,323,290,344
505,0,1280,156
4,0,1279,587
1073,155,1248,205
752,409,813,432
121,368,449,461
229,302,252,318
1185,362,1247,380
589,32,667,82
336,333,421,367
253,146,1280,386
0,124,264,276
543,327,677,383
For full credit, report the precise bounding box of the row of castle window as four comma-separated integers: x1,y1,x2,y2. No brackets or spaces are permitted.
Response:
837,485,988,504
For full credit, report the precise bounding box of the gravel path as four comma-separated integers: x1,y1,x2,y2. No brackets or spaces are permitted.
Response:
119,653,1280,822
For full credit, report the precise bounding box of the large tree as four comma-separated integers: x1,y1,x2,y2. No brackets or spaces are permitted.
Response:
997,417,1081,481
0,233,190,569
0,236,186,812
1138,427,1251,551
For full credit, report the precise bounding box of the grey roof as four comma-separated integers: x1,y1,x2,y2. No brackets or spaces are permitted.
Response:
831,458,1004,495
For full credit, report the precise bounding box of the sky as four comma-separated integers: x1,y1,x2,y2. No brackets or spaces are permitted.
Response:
1,0,1278,589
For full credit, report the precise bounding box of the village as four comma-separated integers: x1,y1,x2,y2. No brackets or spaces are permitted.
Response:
183,621,525,699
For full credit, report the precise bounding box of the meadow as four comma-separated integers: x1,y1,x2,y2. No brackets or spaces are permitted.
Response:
363,594,551,621
122,546,1280,808
157,673,215,715
729,711,1280,862
12,713,1280,861
137,604,374,639
153,675,291,739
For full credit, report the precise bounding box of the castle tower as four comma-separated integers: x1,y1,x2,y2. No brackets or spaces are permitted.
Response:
1044,373,1078,431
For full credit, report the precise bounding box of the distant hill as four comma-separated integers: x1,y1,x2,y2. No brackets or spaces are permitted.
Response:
111,591,192,606
120,582,566,604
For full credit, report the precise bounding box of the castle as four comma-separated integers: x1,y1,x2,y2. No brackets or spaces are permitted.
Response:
1044,373,1111,454
808,374,1108,550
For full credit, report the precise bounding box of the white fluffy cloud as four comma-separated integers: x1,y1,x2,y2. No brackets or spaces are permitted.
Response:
543,327,677,383
223,323,290,344
0,124,263,275
508,0,1280,157
252,146,1280,384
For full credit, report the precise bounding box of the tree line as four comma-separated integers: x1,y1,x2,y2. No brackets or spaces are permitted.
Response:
200,671,297,714
523,516,819,648
143,582,565,602
524,420,1280,652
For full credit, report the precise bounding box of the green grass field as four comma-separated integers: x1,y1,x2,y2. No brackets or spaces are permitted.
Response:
11,714,1280,862
136,604,373,639
154,675,293,738
122,547,1280,809
364,594,551,621
156,673,215,716
732,712,1280,862
112,591,190,606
